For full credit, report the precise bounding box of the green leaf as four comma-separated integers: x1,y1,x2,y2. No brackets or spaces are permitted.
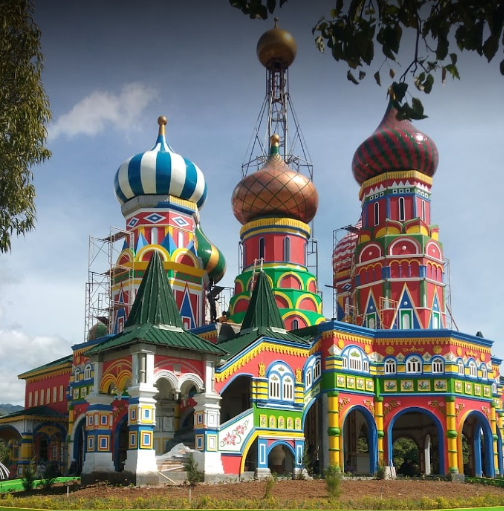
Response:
411,98,427,119
358,70,366,80
266,0,276,14
374,71,381,86
449,53,458,65
315,35,325,53
347,69,359,84
390,82,408,102
444,64,460,80
483,34,499,61
435,35,449,60
423,74,434,94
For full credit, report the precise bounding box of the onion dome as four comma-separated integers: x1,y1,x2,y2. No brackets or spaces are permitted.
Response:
195,223,226,284
332,219,362,279
87,321,108,341
257,18,297,69
352,101,439,185
231,134,318,225
114,116,207,208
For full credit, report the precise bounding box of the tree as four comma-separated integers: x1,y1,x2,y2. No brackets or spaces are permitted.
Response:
0,0,51,252
229,0,504,119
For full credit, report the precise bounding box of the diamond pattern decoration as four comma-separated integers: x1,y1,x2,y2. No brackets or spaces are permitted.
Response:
232,155,318,225
145,213,164,224
172,216,189,227
128,217,139,228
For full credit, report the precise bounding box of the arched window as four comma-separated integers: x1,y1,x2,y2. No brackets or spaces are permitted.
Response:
493,383,498,395
363,360,370,373
468,360,477,378
458,359,465,376
284,237,291,262
305,369,312,388
313,358,321,380
268,363,294,402
374,202,379,225
406,356,422,374
421,200,426,221
259,237,265,260
74,367,80,382
84,364,92,380
342,357,348,369
292,319,299,330
283,376,294,400
431,357,444,374
384,358,396,374
349,349,363,371
481,364,488,380
398,197,405,221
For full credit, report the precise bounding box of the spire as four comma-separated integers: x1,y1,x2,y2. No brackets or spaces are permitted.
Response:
125,250,183,329
241,271,285,332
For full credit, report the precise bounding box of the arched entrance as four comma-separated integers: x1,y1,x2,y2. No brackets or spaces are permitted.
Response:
460,411,494,477
342,405,378,475
219,374,252,424
388,408,444,475
71,416,86,475
268,441,295,475
114,414,128,472
303,398,321,475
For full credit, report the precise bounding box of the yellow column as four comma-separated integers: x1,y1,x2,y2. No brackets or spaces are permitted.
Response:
445,397,458,473
327,391,341,469
375,397,384,464
19,433,33,476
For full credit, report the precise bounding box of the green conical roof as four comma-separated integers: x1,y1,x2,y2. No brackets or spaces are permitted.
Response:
87,250,227,357
241,271,285,331
126,250,183,328
217,271,309,360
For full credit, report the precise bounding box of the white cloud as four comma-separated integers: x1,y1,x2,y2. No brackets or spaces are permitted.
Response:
49,82,158,139
0,330,72,405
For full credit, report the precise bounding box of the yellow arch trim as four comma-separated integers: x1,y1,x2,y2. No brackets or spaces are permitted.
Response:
171,248,199,267
229,296,250,316
100,374,116,394
245,272,273,291
273,290,293,309
135,245,171,262
276,271,304,290
295,294,320,310
282,309,311,327
117,370,132,391
238,429,305,473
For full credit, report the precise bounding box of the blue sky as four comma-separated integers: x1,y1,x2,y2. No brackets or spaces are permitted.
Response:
0,1,503,405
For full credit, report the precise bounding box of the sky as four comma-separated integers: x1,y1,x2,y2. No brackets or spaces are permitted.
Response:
0,1,503,406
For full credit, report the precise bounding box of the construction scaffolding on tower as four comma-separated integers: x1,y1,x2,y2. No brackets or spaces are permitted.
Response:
84,226,135,341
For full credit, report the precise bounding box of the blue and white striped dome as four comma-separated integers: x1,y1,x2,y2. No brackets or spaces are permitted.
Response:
114,116,207,208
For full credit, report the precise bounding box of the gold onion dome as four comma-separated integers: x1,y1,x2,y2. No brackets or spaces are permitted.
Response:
256,18,297,69
231,134,318,225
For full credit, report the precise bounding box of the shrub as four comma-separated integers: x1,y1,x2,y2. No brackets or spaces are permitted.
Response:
184,454,201,486
21,460,36,491
38,463,59,490
263,476,275,498
324,465,341,498
375,462,386,480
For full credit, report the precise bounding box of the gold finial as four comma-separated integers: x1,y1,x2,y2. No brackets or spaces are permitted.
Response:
270,134,280,146
158,115,167,136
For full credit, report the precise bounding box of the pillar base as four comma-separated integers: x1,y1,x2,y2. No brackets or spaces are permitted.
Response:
255,467,271,479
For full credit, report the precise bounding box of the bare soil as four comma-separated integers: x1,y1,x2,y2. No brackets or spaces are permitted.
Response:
14,478,504,506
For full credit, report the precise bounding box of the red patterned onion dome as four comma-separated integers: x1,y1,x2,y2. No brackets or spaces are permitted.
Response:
352,101,439,185
232,135,318,225
332,219,362,279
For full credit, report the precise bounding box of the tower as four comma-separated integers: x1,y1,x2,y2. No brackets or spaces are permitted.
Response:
344,97,445,329
111,116,225,333
227,20,322,329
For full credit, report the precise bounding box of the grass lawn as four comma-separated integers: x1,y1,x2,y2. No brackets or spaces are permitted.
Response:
0,476,78,493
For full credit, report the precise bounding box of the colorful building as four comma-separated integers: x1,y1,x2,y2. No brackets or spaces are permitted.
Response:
0,21,503,484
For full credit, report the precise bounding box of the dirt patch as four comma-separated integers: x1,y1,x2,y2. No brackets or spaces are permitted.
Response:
12,478,504,506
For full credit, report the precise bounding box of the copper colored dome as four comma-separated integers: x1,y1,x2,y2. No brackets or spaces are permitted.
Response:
352,101,439,185
232,135,318,225
256,18,297,69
